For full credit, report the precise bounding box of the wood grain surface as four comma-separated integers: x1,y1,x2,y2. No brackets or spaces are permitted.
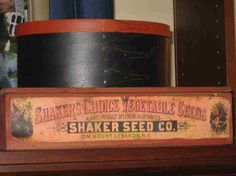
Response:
0,145,235,175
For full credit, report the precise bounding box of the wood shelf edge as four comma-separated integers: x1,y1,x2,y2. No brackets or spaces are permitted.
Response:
0,144,235,172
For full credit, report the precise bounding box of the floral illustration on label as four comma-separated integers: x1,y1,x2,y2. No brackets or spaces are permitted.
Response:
210,102,228,134
11,99,33,138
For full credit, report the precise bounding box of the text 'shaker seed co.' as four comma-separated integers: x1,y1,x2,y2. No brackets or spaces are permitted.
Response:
0,88,233,150
67,121,178,133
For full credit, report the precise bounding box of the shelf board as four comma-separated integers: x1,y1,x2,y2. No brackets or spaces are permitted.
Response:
0,144,236,174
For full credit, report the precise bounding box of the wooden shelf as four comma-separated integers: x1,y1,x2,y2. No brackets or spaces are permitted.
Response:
0,144,236,175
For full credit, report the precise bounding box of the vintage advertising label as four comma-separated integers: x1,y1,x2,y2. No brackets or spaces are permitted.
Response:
10,95,231,142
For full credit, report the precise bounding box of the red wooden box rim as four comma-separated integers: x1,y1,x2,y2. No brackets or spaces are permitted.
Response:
16,19,170,37
0,87,231,94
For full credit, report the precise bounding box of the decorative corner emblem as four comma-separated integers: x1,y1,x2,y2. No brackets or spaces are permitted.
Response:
210,102,228,134
11,99,33,138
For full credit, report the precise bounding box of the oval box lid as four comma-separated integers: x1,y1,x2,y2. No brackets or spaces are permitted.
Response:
16,19,170,37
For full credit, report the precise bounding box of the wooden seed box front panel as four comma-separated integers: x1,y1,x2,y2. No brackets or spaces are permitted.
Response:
0,87,233,150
